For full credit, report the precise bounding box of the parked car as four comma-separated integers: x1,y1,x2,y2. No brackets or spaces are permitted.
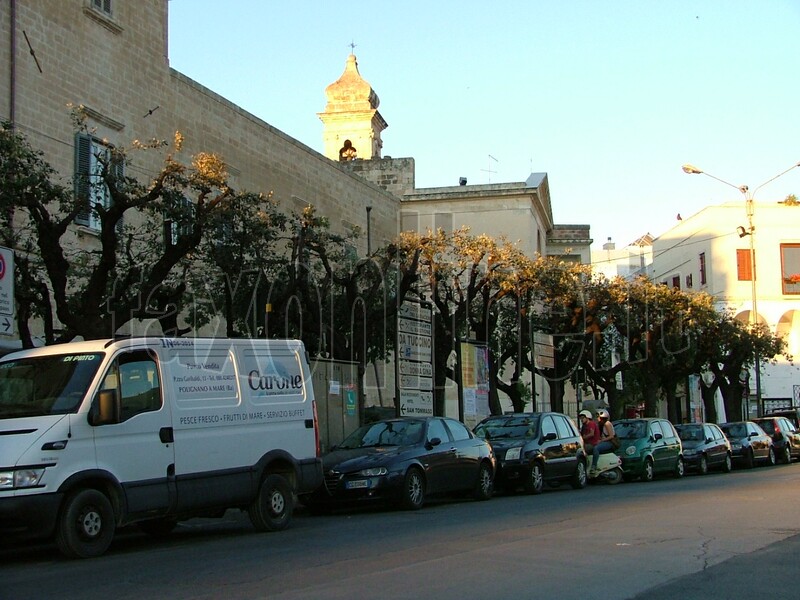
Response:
675,423,733,475
719,421,775,468
614,418,684,481
473,412,587,494
308,417,495,511
753,416,800,464
763,407,800,429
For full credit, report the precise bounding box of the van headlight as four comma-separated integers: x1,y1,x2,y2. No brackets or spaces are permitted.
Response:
0,468,45,489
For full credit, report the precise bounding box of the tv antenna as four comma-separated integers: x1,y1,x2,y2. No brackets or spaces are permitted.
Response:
481,154,498,183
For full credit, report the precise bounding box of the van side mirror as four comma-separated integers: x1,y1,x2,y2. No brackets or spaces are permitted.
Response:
89,390,121,426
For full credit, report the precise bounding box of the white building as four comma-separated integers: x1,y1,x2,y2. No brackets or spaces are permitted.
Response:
591,234,654,281
651,201,800,413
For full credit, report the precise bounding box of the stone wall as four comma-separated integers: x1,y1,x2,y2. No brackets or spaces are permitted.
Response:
0,1,399,255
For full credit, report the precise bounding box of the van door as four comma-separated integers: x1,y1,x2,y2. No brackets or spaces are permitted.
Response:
90,349,174,518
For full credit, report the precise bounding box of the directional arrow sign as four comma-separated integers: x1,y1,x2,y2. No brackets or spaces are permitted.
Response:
1,317,10,334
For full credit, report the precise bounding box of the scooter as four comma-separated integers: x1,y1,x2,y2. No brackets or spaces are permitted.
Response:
587,452,624,484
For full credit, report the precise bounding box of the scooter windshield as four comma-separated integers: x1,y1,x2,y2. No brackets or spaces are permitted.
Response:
0,353,104,419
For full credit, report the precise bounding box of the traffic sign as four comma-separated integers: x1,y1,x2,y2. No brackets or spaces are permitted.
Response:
0,246,14,320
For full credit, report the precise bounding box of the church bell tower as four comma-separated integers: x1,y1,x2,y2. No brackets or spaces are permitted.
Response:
318,53,388,161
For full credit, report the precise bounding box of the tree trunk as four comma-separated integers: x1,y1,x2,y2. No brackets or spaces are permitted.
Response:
700,380,719,423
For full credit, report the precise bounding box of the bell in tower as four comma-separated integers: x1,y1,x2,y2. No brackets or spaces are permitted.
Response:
318,53,388,161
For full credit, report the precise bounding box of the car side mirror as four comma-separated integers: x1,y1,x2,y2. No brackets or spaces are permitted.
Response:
653,432,663,441
426,437,442,449
705,438,713,444
88,389,120,426
542,432,558,442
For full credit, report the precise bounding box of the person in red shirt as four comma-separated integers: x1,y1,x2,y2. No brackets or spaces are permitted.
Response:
579,410,600,455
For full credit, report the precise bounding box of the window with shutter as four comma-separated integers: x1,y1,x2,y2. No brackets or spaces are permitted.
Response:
736,249,753,281
92,0,112,15
780,243,800,295
73,133,121,231
163,197,194,247
699,252,707,285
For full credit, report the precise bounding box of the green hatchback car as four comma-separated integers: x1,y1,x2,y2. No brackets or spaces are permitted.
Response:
614,418,684,481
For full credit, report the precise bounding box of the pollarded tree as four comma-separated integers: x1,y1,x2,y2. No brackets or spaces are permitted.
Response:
696,312,788,421
399,227,532,415
0,116,258,343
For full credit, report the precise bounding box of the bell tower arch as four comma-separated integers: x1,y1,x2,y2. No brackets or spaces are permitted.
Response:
318,53,388,161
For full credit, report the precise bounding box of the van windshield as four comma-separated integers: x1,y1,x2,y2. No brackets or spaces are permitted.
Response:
0,353,104,419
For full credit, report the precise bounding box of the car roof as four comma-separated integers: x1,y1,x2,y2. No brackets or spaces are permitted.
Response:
482,412,543,420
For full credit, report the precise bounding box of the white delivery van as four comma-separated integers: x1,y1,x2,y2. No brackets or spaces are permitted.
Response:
0,337,323,558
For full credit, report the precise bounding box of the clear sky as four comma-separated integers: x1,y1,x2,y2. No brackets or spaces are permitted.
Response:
167,1,800,250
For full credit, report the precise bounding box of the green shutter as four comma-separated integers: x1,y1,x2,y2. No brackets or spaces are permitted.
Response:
73,133,92,226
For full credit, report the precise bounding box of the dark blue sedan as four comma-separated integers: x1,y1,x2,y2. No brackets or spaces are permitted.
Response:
307,417,495,511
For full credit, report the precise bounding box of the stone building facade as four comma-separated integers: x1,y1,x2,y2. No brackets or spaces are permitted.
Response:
0,0,399,261
1,0,592,416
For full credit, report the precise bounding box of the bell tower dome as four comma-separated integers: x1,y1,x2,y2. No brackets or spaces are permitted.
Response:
318,53,388,161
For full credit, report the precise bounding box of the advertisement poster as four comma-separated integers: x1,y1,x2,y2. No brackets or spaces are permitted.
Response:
460,341,490,426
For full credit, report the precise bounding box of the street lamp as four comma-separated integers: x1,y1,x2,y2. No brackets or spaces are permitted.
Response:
366,205,372,255
682,161,800,417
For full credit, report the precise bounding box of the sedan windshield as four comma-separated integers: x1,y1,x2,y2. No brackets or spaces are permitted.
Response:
615,421,646,440
338,420,425,449
0,353,104,419
474,416,539,440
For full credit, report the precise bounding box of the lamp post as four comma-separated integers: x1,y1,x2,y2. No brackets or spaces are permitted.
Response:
365,206,372,255
682,161,800,417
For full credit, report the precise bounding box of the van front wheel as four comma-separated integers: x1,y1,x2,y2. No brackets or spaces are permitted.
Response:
56,489,116,559
248,474,294,532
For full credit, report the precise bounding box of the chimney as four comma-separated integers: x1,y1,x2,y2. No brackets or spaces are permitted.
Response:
603,237,615,251
459,177,467,186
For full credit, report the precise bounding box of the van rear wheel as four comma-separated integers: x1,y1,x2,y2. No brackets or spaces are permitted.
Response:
56,489,116,559
248,474,294,532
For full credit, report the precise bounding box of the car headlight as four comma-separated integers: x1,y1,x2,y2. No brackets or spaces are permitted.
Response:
625,446,637,456
357,467,387,477
505,447,522,461
0,468,45,489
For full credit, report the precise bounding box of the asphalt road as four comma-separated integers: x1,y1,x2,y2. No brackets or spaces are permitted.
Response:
3,462,800,600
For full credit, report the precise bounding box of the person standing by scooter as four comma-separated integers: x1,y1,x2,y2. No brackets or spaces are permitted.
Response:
592,409,617,474
579,410,600,455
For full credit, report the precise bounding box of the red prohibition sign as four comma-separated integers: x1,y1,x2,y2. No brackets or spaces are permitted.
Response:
0,253,5,280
